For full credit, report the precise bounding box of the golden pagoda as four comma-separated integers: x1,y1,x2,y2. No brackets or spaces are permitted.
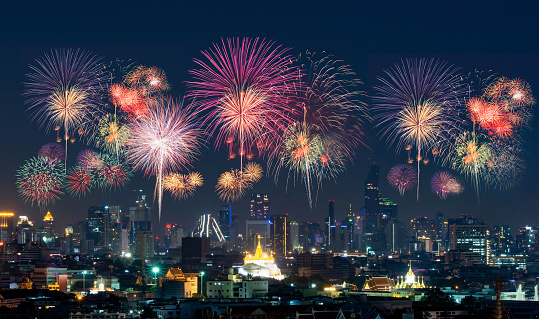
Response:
244,235,275,266
395,264,426,289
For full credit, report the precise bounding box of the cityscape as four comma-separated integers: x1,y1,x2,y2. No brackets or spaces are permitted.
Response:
2,2,539,319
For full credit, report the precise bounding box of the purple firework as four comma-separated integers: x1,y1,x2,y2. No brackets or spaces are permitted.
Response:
38,143,66,163
77,149,104,170
430,171,463,199
387,164,418,196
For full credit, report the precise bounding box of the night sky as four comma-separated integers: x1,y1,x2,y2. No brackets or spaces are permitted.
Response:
2,2,539,236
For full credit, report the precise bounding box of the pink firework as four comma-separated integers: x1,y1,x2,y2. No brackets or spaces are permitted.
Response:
38,143,66,163
430,171,463,199
77,149,105,170
187,37,298,167
387,164,418,196
66,166,94,197
125,98,202,220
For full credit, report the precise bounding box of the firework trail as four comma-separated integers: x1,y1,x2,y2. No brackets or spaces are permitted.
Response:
188,37,298,169
387,164,418,196
125,98,202,220
452,131,491,197
16,157,65,209
38,143,66,163
373,58,467,199
163,172,204,200
66,166,94,197
430,171,463,199
24,49,108,171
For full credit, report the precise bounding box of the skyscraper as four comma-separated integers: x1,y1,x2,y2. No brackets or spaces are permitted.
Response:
326,200,336,247
364,165,380,234
250,194,270,220
86,206,107,248
0,212,14,243
271,214,288,256
129,194,153,259
448,214,490,265
218,205,232,241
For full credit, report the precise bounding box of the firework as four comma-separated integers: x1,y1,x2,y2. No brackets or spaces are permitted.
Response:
452,132,491,195
373,58,466,199
243,162,263,183
16,157,65,208
387,164,418,196
486,140,525,190
430,171,463,199
96,162,131,191
38,143,66,163
126,98,202,220
77,149,105,170
124,65,169,96
188,37,298,167
66,166,94,197
95,114,130,156
215,169,252,203
163,172,203,200
24,49,108,168
109,84,149,117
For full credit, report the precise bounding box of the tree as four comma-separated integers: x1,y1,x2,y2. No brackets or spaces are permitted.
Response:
460,295,476,308
420,288,456,307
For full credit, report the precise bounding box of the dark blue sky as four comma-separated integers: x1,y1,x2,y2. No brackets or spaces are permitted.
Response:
2,2,539,235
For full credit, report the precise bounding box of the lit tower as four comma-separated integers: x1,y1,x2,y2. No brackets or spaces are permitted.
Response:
0,212,14,243
43,211,55,238
364,165,380,234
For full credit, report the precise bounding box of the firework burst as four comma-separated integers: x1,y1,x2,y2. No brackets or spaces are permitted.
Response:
373,58,466,199
486,140,525,190
38,143,66,163
243,162,263,183
188,37,298,167
66,166,94,197
430,171,463,199
124,65,169,96
216,169,252,203
126,98,202,220
95,114,130,156
24,49,108,169
387,164,418,196
16,157,65,209
452,131,491,195
77,149,105,170
163,172,204,200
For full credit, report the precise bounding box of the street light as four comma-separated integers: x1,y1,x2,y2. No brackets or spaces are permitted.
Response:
200,271,205,297
152,266,160,283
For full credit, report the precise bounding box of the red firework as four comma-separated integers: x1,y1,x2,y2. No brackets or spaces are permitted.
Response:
109,83,149,117
77,149,104,170
124,65,169,96
97,163,131,191
66,166,94,197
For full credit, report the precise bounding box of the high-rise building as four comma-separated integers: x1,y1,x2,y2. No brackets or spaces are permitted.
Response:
491,225,511,254
182,237,210,265
192,214,226,245
250,194,270,220
42,211,55,237
364,165,380,234
86,206,107,249
271,215,287,256
515,226,538,254
326,200,336,247
16,216,35,244
245,219,271,253
218,205,232,241
386,220,407,253
0,212,14,243
288,221,299,253
129,194,153,257
448,214,490,265
410,216,436,241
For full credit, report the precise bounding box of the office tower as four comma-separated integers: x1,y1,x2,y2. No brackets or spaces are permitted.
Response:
245,219,271,252
42,211,55,238
364,165,380,234
16,216,35,244
326,200,336,247
86,206,107,249
218,205,232,241
448,214,490,265
0,212,14,243
271,214,287,256
379,198,398,222
164,223,180,249
516,226,539,254
288,221,299,253
129,194,153,257
410,216,436,240
386,220,407,253
250,194,270,220
182,237,210,265
230,214,238,242
491,225,511,254
342,205,354,250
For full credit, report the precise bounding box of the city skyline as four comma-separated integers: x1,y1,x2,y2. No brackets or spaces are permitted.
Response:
2,2,539,234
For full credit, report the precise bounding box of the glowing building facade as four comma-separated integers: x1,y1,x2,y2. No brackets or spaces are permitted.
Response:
240,235,283,280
